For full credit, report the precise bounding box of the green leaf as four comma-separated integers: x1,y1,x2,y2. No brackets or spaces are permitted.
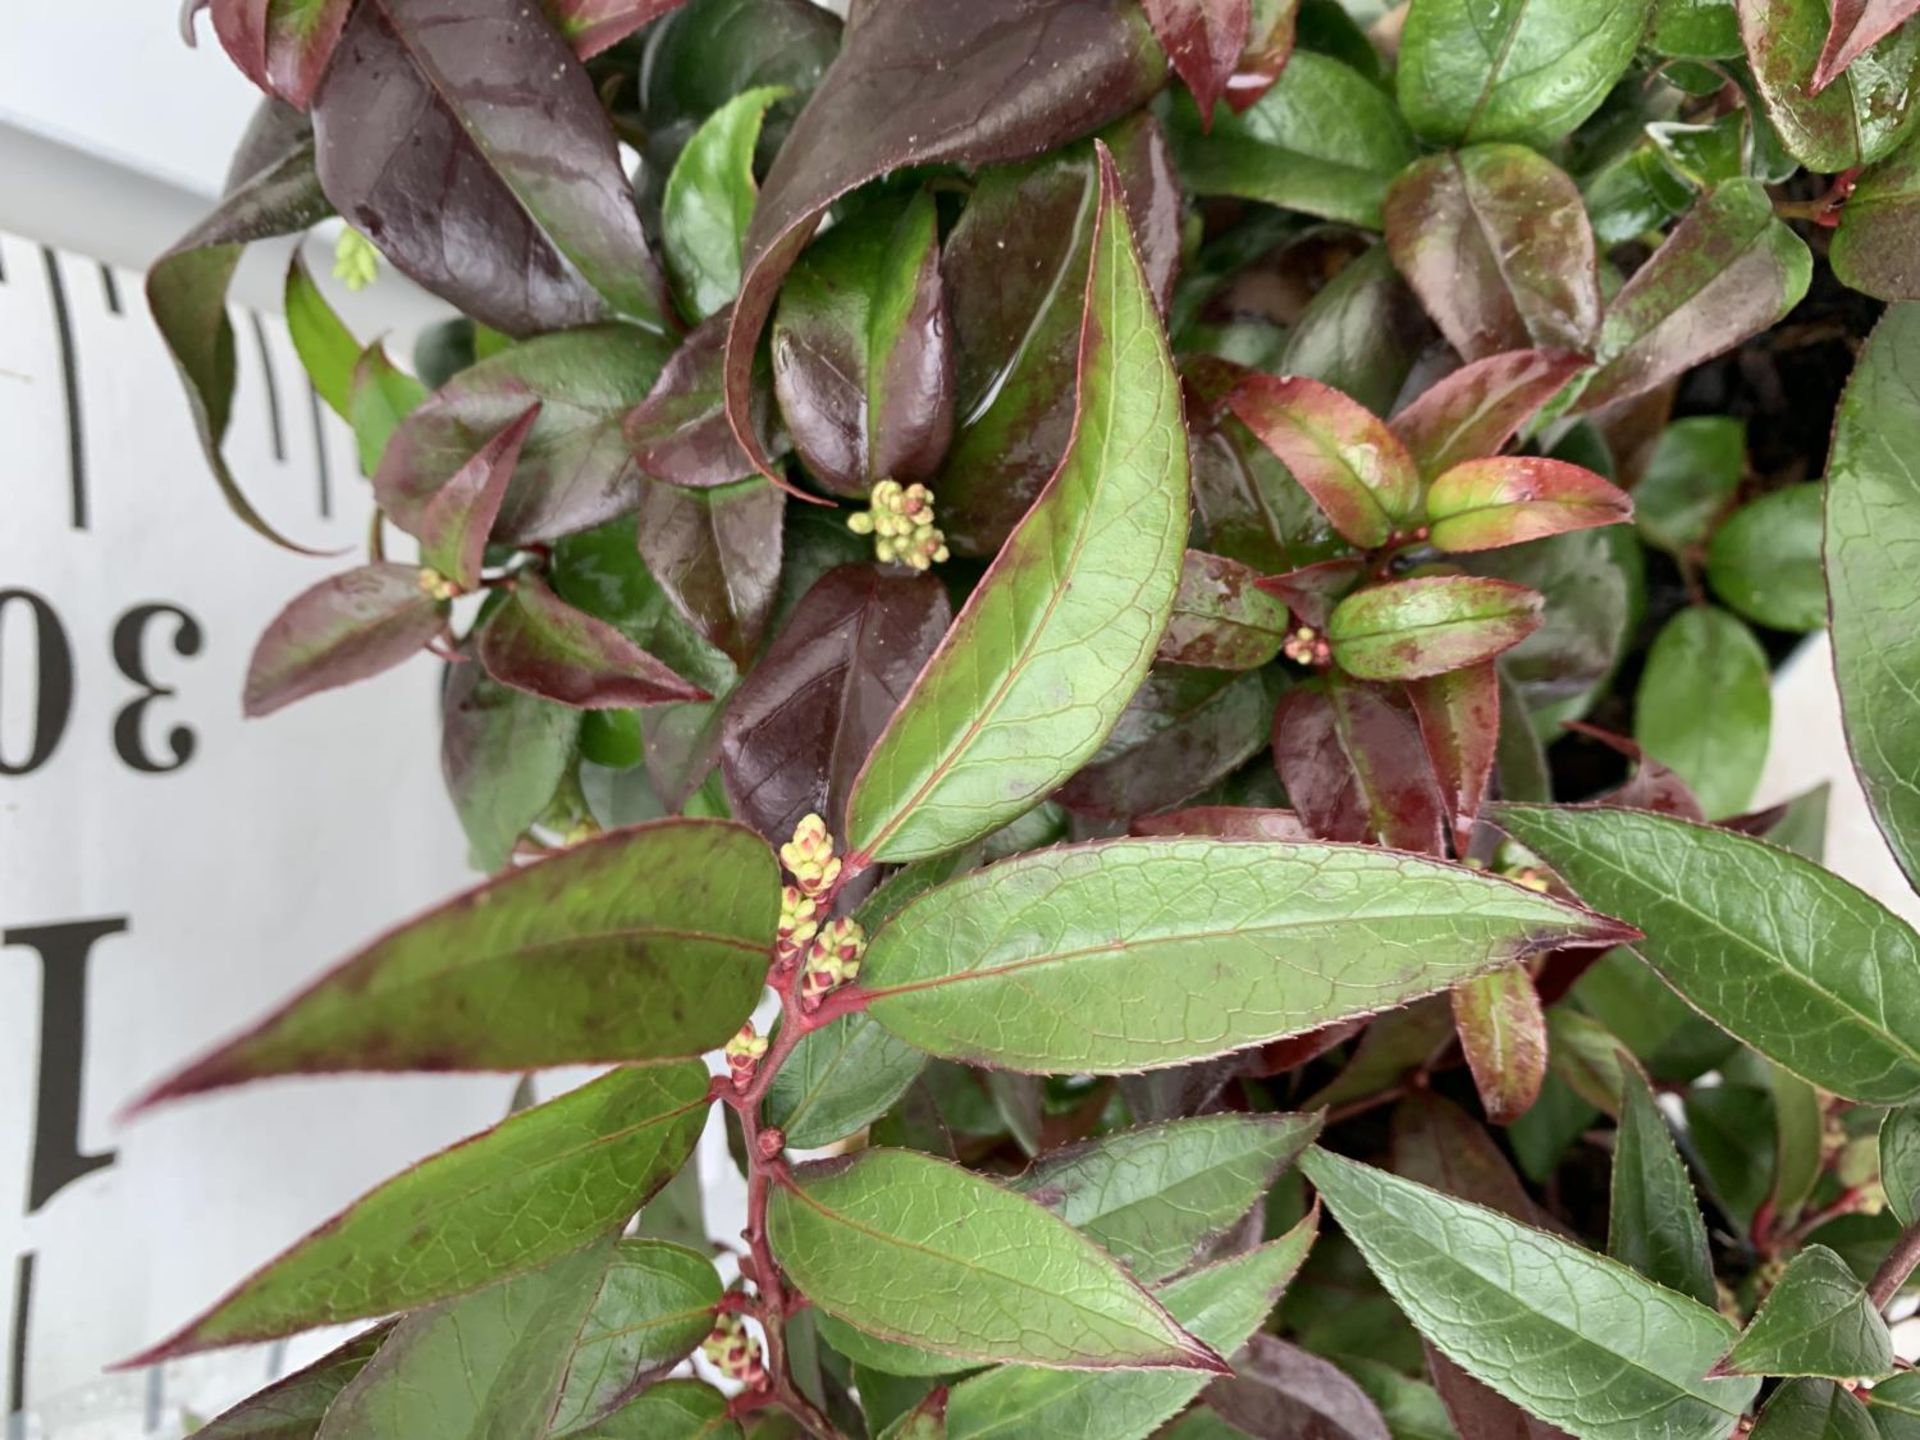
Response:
192,1324,392,1439
1706,484,1828,632
1633,607,1771,820
549,1241,724,1434
1882,1106,1920,1225
879,1389,950,1440
765,1148,1226,1372
1396,0,1654,148
573,1380,741,1439
1451,962,1547,1127
844,147,1188,863
1826,304,1920,891
1277,246,1432,416
1167,52,1417,227
1159,551,1293,670
1866,1371,1920,1437
1579,181,1812,414
1684,1082,1775,1233
1713,1245,1895,1381
1635,417,1746,557
1655,0,1744,58
1770,1063,1826,1228
1425,460,1634,556
1008,1113,1322,1281
1610,1065,1716,1308
1299,1148,1759,1440
285,251,360,420
939,1220,1318,1440
1227,374,1422,548
1491,804,1920,1103
1832,131,1920,301
1327,577,1545,683
1544,1007,1639,1116
1750,1380,1877,1440
857,838,1633,1074
138,821,775,1098
1739,0,1920,172
134,1064,711,1360
1471,528,1634,723
765,1012,928,1150
662,86,792,322
1384,145,1601,360
348,342,428,476
1338,1355,1459,1440
440,662,579,873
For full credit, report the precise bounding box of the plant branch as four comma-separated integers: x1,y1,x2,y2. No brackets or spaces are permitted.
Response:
1870,1215,1920,1311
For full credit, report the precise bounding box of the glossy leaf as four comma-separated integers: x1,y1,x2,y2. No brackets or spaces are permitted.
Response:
766,1148,1225,1372
146,111,334,553
312,0,669,337
415,405,540,591
721,0,1165,482
575,1381,741,1440
662,86,789,323
845,149,1187,863
940,113,1181,556
549,1241,724,1433
1634,606,1770,820
1714,1245,1893,1380
1426,460,1633,555
771,190,954,497
1160,551,1293,669
1206,1333,1391,1440
480,575,710,710
1706,484,1827,632
635,477,786,668
1299,1148,1759,1440
1396,0,1654,148
1492,803,1920,1104
1452,963,1547,1126
1635,416,1746,557
546,0,686,59
1053,668,1272,820
1385,146,1601,362
133,1064,710,1360
210,0,354,109
622,310,778,492
1167,52,1418,227
1389,350,1589,480
1277,247,1436,417
1739,0,1920,171
440,662,578,873
1578,182,1812,413
1408,660,1501,849
1750,1380,1878,1440
137,820,776,1100
192,1323,392,1439
1609,1065,1716,1308
1272,678,1449,851
244,564,444,717
1815,0,1920,87
1009,1114,1321,1281
377,326,676,545
1327,577,1545,683
1145,0,1252,120
858,837,1633,1074
942,1228,1317,1440
766,1012,928,1151
1228,374,1422,548
285,251,358,419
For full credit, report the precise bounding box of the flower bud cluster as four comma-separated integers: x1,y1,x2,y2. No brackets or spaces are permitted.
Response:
800,916,865,1011
333,228,380,292
848,480,949,570
724,1021,769,1092
418,567,461,602
701,1311,767,1388
1282,625,1331,667
780,813,841,897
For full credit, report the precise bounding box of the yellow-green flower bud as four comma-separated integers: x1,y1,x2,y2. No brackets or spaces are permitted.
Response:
333,228,380,292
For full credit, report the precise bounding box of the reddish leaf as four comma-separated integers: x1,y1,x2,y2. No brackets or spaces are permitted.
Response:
1255,558,1367,630
1427,1348,1576,1440
1389,349,1590,479
1407,660,1500,852
478,574,709,709
548,0,686,58
1452,962,1549,1126
1390,1090,1559,1228
1425,457,1634,554
210,0,354,109
1384,146,1601,362
1189,396,1349,576
1131,806,1313,840
1225,0,1300,112
1207,1334,1391,1440
1814,0,1920,89
1143,0,1253,122
1327,576,1544,683
720,0,1166,483
244,563,444,717
416,404,540,591
1272,678,1447,851
1568,721,1708,822
624,310,782,491
312,0,671,337
1159,550,1294,669
1055,669,1272,820
1228,374,1422,548
719,565,952,844
635,478,785,667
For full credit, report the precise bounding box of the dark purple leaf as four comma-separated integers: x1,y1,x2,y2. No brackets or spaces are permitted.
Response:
1388,350,1589,479
636,478,785,666
1425,457,1634,554
1407,660,1500,852
1224,0,1300,112
244,563,445,717
1256,559,1367,631
312,0,671,337
1384,146,1601,362
1055,668,1272,819
771,191,954,497
1206,1334,1392,1440
1144,0,1253,121
440,659,578,872
1814,0,1920,90
416,404,541,591
1228,373,1422,548
146,107,334,553
549,0,687,59
623,309,780,490
720,0,1166,483
210,0,354,109
479,574,710,709
940,112,1182,554
1272,677,1448,850
719,564,952,843
1131,806,1313,840
1160,551,1293,669
377,326,675,545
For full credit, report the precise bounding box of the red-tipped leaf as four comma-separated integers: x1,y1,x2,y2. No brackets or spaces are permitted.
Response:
1272,678,1448,851
478,573,710,709
1143,0,1254,123
1388,349,1589,478
1228,374,1421,548
417,404,540,590
1160,550,1294,669
210,0,354,109
1327,576,1544,682
243,563,444,717
1425,457,1634,554
1451,962,1549,1126
1408,660,1501,851
1813,0,1920,91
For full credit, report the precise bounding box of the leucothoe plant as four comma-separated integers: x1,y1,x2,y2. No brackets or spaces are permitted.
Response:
139,0,1920,1435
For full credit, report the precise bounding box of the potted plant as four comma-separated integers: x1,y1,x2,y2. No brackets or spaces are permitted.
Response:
138,0,1920,1434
